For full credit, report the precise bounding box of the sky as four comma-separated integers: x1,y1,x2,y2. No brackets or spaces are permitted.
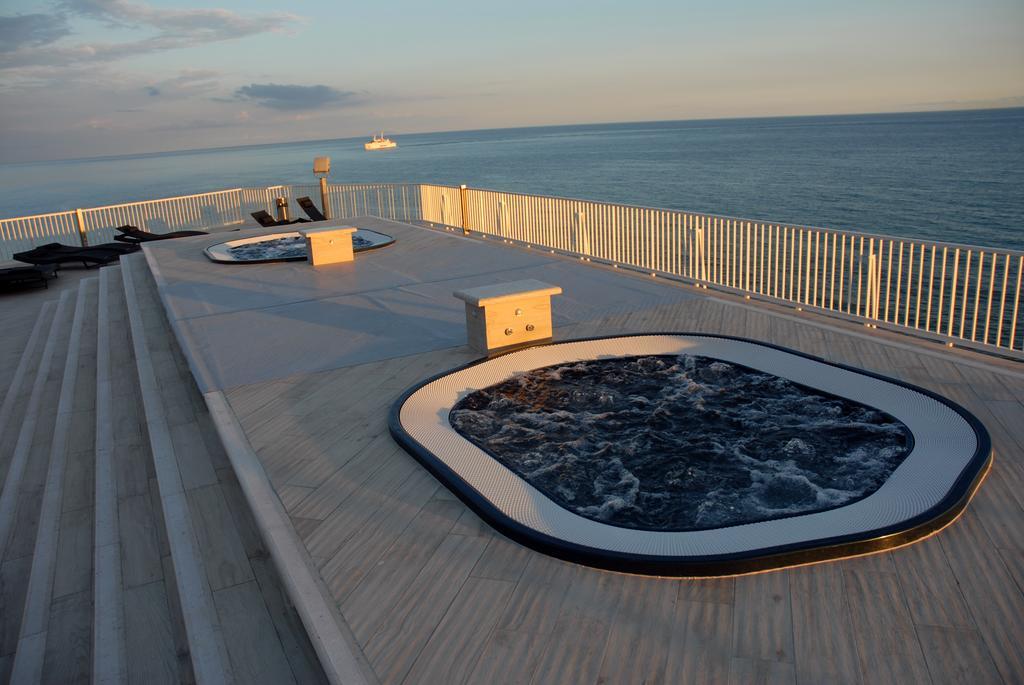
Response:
1,0,1022,162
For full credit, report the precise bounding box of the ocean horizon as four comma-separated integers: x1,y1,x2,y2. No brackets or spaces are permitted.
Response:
2,107,1022,250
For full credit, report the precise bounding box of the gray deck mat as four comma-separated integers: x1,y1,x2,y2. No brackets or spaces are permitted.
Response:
144,218,698,391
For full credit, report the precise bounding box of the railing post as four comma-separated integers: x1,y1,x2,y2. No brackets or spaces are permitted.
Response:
866,252,881,320
320,177,332,220
459,184,469,234
75,208,88,246
696,226,707,282
574,209,590,256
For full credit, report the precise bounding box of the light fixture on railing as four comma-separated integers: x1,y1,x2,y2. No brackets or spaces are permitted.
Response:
313,157,332,220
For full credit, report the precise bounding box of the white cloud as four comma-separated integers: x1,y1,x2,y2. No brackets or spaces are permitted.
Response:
235,83,361,111
0,1,300,71
0,13,71,52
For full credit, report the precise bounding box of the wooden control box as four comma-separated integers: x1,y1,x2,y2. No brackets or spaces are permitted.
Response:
454,279,562,355
299,226,357,266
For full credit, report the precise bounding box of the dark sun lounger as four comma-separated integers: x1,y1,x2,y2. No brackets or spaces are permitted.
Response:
13,242,137,269
114,224,208,243
0,264,57,290
295,196,327,221
250,210,309,228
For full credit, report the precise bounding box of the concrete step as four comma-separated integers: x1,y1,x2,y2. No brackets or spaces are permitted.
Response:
0,289,76,681
0,251,335,684
121,252,329,685
96,264,195,684
10,276,98,684
120,254,234,685
0,300,55,487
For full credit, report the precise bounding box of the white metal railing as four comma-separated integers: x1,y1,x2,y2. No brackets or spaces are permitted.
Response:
267,183,423,223
79,188,248,246
0,210,81,261
3,181,1021,359
0,183,422,261
420,184,1024,359
0,188,249,260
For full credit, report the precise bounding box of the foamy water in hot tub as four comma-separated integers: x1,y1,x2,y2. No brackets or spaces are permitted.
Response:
225,233,377,260
450,354,912,531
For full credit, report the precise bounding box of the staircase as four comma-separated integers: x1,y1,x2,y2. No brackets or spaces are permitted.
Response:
0,255,329,684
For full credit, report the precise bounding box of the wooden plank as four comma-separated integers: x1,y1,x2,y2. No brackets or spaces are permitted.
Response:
323,472,449,605
677,577,735,605
403,576,516,684
287,434,393,520
890,536,975,629
289,516,321,541
789,564,860,685
168,421,218,491
4,481,45,562
465,628,548,685
248,557,328,685
528,567,625,685
112,440,150,501
728,657,796,685
362,533,490,683
301,446,420,560
119,493,165,589
51,507,92,599
732,571,794,663
60,449,94,514
916,624,1002,684
844,568,931,683
159,555,197,684
195,411,232,473
470,534,533,583
595,575,678,685
185,483,255,591
663,600,733,685
0,301,54,467
276,484,314,512
215,471,266,560
212,580,297,685
999,547,1024,595
939,509,1024,682
954,363,1019,401
493,554,577,635
123,580,185,685
0,555,31,657
970,463,1024,551
41,589,91,685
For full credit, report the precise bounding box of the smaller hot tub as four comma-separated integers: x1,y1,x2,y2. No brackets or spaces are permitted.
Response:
204,228,394,263
390,334,991,576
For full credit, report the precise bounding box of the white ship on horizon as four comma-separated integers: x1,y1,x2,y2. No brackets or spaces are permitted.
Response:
364,132,397,150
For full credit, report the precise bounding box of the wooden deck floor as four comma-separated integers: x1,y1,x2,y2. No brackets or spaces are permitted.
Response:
218,224,1024,684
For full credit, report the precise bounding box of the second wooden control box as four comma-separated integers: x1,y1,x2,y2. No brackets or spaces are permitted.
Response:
453,279,562,355
300,225,358,266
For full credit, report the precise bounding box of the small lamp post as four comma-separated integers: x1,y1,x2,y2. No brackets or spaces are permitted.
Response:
313,156,332,220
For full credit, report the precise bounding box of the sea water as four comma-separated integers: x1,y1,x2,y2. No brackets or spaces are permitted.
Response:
1,107,1022,250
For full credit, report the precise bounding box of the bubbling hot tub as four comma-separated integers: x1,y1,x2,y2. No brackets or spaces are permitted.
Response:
203,228,394,263
390,334,991,576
